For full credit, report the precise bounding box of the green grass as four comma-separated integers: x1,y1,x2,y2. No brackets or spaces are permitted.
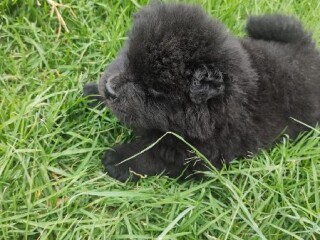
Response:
1,0,320,239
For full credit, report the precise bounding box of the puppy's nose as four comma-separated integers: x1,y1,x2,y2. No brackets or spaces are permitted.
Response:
105,75,118,99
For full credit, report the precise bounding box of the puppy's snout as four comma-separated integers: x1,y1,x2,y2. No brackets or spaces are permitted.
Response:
105,75,118,99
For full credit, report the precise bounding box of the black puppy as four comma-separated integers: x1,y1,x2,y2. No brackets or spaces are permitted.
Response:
84,3,320,182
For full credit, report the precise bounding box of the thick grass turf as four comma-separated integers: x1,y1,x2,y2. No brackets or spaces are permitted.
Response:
0,0,320,239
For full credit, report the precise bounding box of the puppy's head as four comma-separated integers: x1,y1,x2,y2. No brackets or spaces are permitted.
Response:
99,3,254,140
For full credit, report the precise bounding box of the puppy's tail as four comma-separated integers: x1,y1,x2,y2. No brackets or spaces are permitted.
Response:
246,14,313,46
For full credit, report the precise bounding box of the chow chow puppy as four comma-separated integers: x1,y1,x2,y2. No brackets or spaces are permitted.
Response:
84,3,320,182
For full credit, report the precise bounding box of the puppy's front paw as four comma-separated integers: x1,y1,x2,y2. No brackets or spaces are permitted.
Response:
102,150,140,182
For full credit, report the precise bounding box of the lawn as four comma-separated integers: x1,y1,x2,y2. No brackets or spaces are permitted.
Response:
0,0,320,239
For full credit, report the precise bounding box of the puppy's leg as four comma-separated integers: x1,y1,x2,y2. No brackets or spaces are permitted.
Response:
102,137,189,182
246,15,312,45
83,82,104,108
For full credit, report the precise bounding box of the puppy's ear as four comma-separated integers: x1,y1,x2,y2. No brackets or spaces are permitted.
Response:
189,64,225,104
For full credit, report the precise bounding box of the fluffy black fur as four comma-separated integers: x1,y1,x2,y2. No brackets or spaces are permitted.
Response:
84,3,320,182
